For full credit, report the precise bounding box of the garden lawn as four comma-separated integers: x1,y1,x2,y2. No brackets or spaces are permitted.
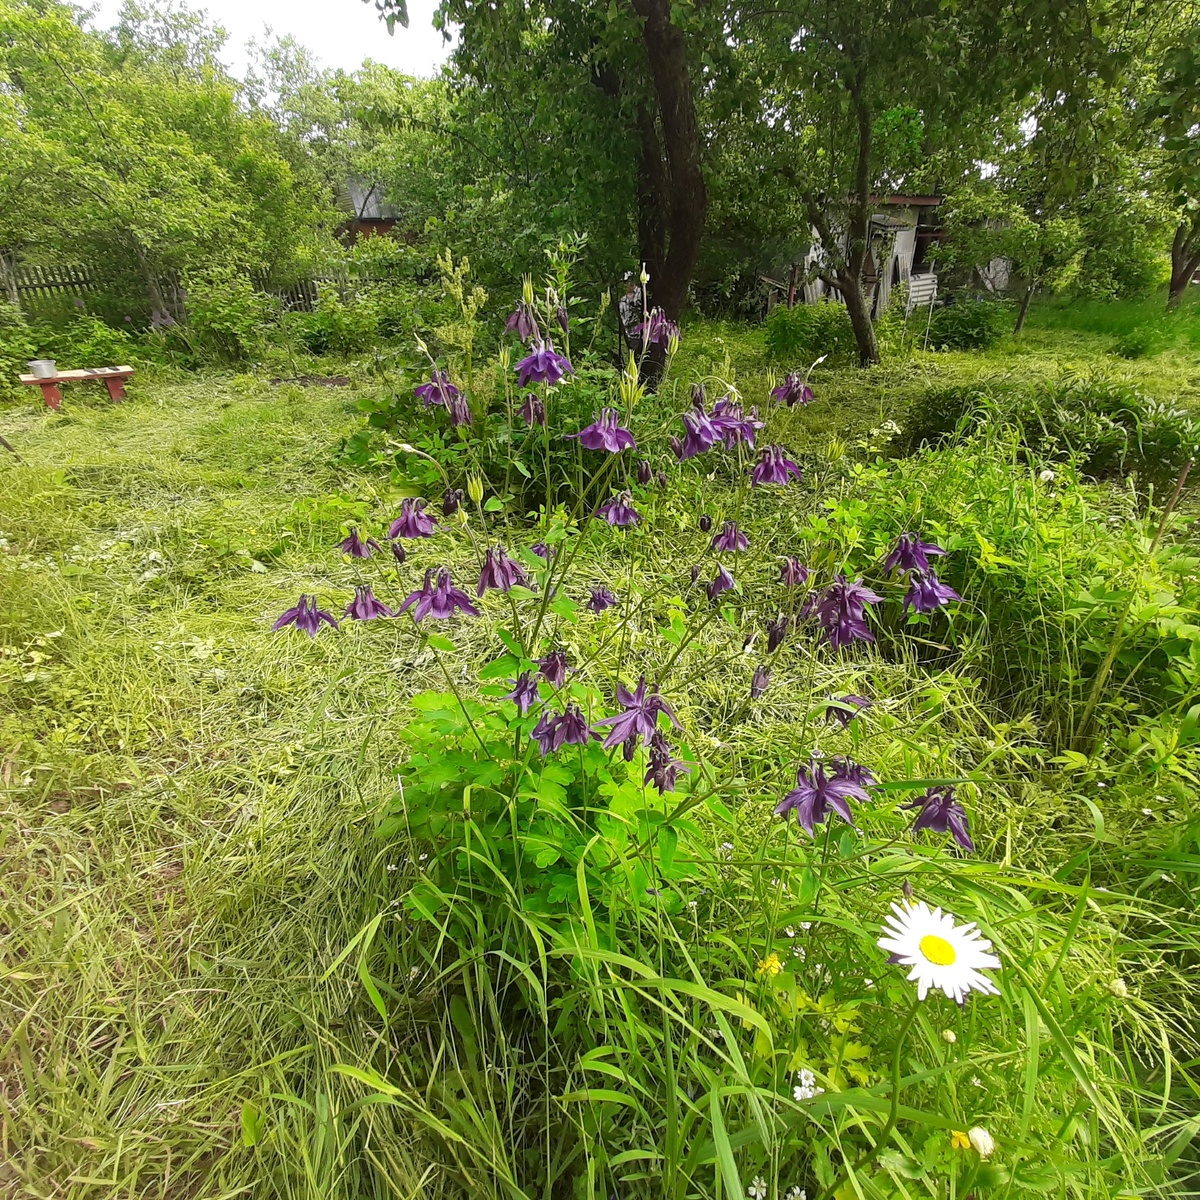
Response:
1,335,1198,1199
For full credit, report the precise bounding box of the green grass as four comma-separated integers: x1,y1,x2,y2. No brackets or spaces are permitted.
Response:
2,328,1198,1198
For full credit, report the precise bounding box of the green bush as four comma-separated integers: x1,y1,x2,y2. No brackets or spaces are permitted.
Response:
898,384,990,451
924,297,1008,351
0,302,38,397
176,269,275,363
765,300,857,365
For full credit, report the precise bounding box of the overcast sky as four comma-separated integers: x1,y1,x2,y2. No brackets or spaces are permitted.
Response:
87,0,454,78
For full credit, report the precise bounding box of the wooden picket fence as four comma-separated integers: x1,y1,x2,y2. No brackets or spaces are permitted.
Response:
5,263,98,306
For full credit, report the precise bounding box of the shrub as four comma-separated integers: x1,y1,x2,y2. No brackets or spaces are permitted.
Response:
765,300,857,364
924,297,1007,351
0,301,38,397
898,384,990,451
175,268,275,363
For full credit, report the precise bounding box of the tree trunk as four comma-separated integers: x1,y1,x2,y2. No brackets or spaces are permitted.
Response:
1013,282,1037,334
840,270,879,366
630,0,706,320
635,103,668,288
0,248,19,306
1168,219,1200,311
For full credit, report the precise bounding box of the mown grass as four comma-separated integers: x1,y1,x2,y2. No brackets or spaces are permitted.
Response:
2,326,1198,1198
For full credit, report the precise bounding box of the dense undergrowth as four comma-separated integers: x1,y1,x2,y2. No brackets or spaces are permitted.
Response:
1,290,1199,1199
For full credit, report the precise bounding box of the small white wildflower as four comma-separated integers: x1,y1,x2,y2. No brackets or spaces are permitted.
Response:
747,1177,767,1200
1108,978,1129,999
793,1067,824,1102
787,1189,806,1200
1038,468,1055,483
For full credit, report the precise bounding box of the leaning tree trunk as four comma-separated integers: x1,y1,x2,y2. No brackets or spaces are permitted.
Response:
630,0,706,320
840,270,880,366
1013,282,1037,334
1167,219,1200,311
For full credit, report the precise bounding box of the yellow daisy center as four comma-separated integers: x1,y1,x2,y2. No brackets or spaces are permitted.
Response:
919,934,957,966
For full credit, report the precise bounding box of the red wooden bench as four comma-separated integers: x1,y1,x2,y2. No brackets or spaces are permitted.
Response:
19,365,134,411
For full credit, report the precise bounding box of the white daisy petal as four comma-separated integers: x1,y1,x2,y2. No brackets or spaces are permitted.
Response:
877,897,1001,1002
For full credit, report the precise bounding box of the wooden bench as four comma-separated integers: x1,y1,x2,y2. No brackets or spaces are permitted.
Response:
19,365,134,411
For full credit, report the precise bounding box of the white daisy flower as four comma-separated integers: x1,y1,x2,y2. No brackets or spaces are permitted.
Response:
786,1189,806,1200
747,1177,767,1200
877,899,1000,1003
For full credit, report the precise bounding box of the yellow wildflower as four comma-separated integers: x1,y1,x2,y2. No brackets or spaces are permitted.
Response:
756,952,783,978
951,1130,971,1151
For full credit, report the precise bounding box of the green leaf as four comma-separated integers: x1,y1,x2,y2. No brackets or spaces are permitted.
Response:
709,1090,742,1200
240,1100,265,1147
425,633,457,653
484,496,504,512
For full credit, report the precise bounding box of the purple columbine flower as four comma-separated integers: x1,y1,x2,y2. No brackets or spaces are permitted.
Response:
780,556,809,587
596,491,640,528
446,390,472,426
710,397,764,449
655,470,667,488
272,594,338,637
636,459,652,485
568,408,636,453
397,567,481,621
477,545,528,596
678,409,719,460
391,541,406,565
503,672,540,716
750,665,771,699
339,528,381,558
712,521,749,553
635,307,680,346
414,369,461,411
532,704,595,755
904,785,974,852
774,754,874,835
825,694,872,729
645,730,689,793
809,575,882,650
344,585,394,621
699,514,713,533
692,383,706,406
530,541,554,562
904,570,962,614
557,305,570,335
443,487,464,517
506,302,540,343
707,565,735,600
751,445,803,487
593,677,680,749
519,393,546,427
588,587,618,613
767,614,790,652
516,341,574,388
536,647,570,687
827,755,877,790
884,532,948,575
388,498,438,539
771,373,814,407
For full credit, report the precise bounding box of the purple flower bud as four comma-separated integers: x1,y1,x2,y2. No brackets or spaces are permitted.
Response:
442,487,464,517
767,614,789,652
506,302,540,343
698,514,713,533
655,470,667,488
669,435,683,460
391,541,407,565
531,541,554,562
557,305,570,335
690,564,701,585
519,393,546,427
636,459,652,486
272,594,338,637
691,383,707,407
750,665,771,699
622,733,639,762
533,704,596,754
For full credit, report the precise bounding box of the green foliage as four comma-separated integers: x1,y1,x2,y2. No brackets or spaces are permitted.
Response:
765,302,857,365
925,298,1009,351
174,269,275,363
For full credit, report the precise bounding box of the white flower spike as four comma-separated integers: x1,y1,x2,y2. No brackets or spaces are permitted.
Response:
877,899,1000,1003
